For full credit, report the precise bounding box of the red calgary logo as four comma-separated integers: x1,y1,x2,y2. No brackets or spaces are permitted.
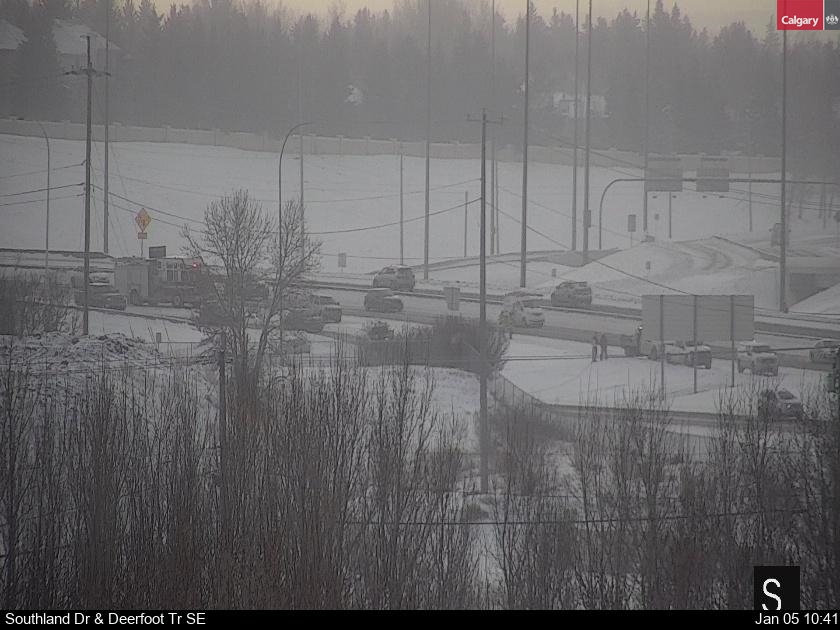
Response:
777,0,824,29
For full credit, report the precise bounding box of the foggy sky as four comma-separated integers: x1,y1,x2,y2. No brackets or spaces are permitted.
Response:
257,0,776,33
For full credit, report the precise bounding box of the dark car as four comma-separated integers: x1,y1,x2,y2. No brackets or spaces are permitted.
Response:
550,281,592,308
74,282,127,311
809,339,839,364
313,294,342,323
373,265,416,291
364,288,404,313
282,309,325,334
758,389,804,421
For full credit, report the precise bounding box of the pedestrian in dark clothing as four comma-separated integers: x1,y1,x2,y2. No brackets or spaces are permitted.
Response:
600,333,608,360
592,335,598,362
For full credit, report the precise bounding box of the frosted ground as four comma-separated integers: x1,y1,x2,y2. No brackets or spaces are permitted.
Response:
5,133,837,312
502,335,825,415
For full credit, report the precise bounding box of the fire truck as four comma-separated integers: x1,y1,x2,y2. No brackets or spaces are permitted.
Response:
114,256,205,307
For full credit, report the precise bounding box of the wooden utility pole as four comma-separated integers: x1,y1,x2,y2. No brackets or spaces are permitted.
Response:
463,191,468,257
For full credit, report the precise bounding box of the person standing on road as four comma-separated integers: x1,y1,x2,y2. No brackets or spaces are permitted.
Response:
600,333,608,361
592,335,599,362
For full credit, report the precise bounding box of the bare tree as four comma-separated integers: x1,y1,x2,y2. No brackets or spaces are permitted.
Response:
183,191,320,382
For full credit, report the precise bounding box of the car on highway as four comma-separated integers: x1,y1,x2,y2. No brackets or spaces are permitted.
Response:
372,265,416,291
499,292,545,328
673,341,713,369
737,341,779,376
74,282,127,311
550,281,592,308
313,294,342,323
809,339,839,364
281,309,325,333
757,388,804,421
364,288,404,313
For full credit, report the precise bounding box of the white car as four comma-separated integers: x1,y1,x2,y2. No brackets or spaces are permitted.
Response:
737,342,779,376
499,292,545,328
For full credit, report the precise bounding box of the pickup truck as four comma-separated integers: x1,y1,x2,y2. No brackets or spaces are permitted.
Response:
619,327,687,364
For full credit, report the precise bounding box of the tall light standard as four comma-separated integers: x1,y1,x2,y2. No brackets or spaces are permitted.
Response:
571,0,580,251
642,0,651,234
520,0,530,287
278,121,312,234
35,120,50,271
424,0,432,281
582,0,593,263
780,28,788,313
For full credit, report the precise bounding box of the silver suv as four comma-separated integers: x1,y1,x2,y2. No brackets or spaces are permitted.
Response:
373,265,416,291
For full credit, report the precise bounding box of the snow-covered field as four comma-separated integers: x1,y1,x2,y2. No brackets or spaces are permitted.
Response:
501,335,825,414
0,133,801,269
4,133,839,313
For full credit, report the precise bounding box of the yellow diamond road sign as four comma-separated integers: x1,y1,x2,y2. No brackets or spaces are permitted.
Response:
135,208,151,232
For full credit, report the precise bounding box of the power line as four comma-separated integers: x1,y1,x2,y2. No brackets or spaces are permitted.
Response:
0,183,81,198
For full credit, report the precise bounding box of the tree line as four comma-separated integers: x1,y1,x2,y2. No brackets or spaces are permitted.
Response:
3,0,839,180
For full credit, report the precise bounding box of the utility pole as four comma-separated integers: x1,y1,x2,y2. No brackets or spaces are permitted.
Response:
463,191,468,257
748,168,753,232
489,0,496,256
520,0,530,288
400,152,404,265
491,160,502,254
572,0,579,251
643,0,651,235
780,29,788,313
668,193,673,239
103,0,110,254
298,43,305,246
36,121,50,271
424,0,432,281
83,35,92,336
582,0,593,264
468,109,502,494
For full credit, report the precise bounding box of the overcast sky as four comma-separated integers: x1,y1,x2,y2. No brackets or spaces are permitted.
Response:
264,0,776,34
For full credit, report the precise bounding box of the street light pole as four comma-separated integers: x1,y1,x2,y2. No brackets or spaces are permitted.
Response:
36,121,50,271
424,0,432,281
278,121,312,238
780,28,788,313
520,0,530,288
643,0,651,235
572,0,579,252
582,0,593,263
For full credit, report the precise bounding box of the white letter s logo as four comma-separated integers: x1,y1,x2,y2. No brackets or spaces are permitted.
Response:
763,578,782,610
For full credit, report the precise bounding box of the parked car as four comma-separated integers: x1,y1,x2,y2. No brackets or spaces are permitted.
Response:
313,294,342,323
74,282,127,311
809,339,840,364
758,388,803,421
673,341,713,369
281,309,325,333
499,292,545,328
550,280,592,308
364,288,404,313
737,342,779,376
372,265,416,291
